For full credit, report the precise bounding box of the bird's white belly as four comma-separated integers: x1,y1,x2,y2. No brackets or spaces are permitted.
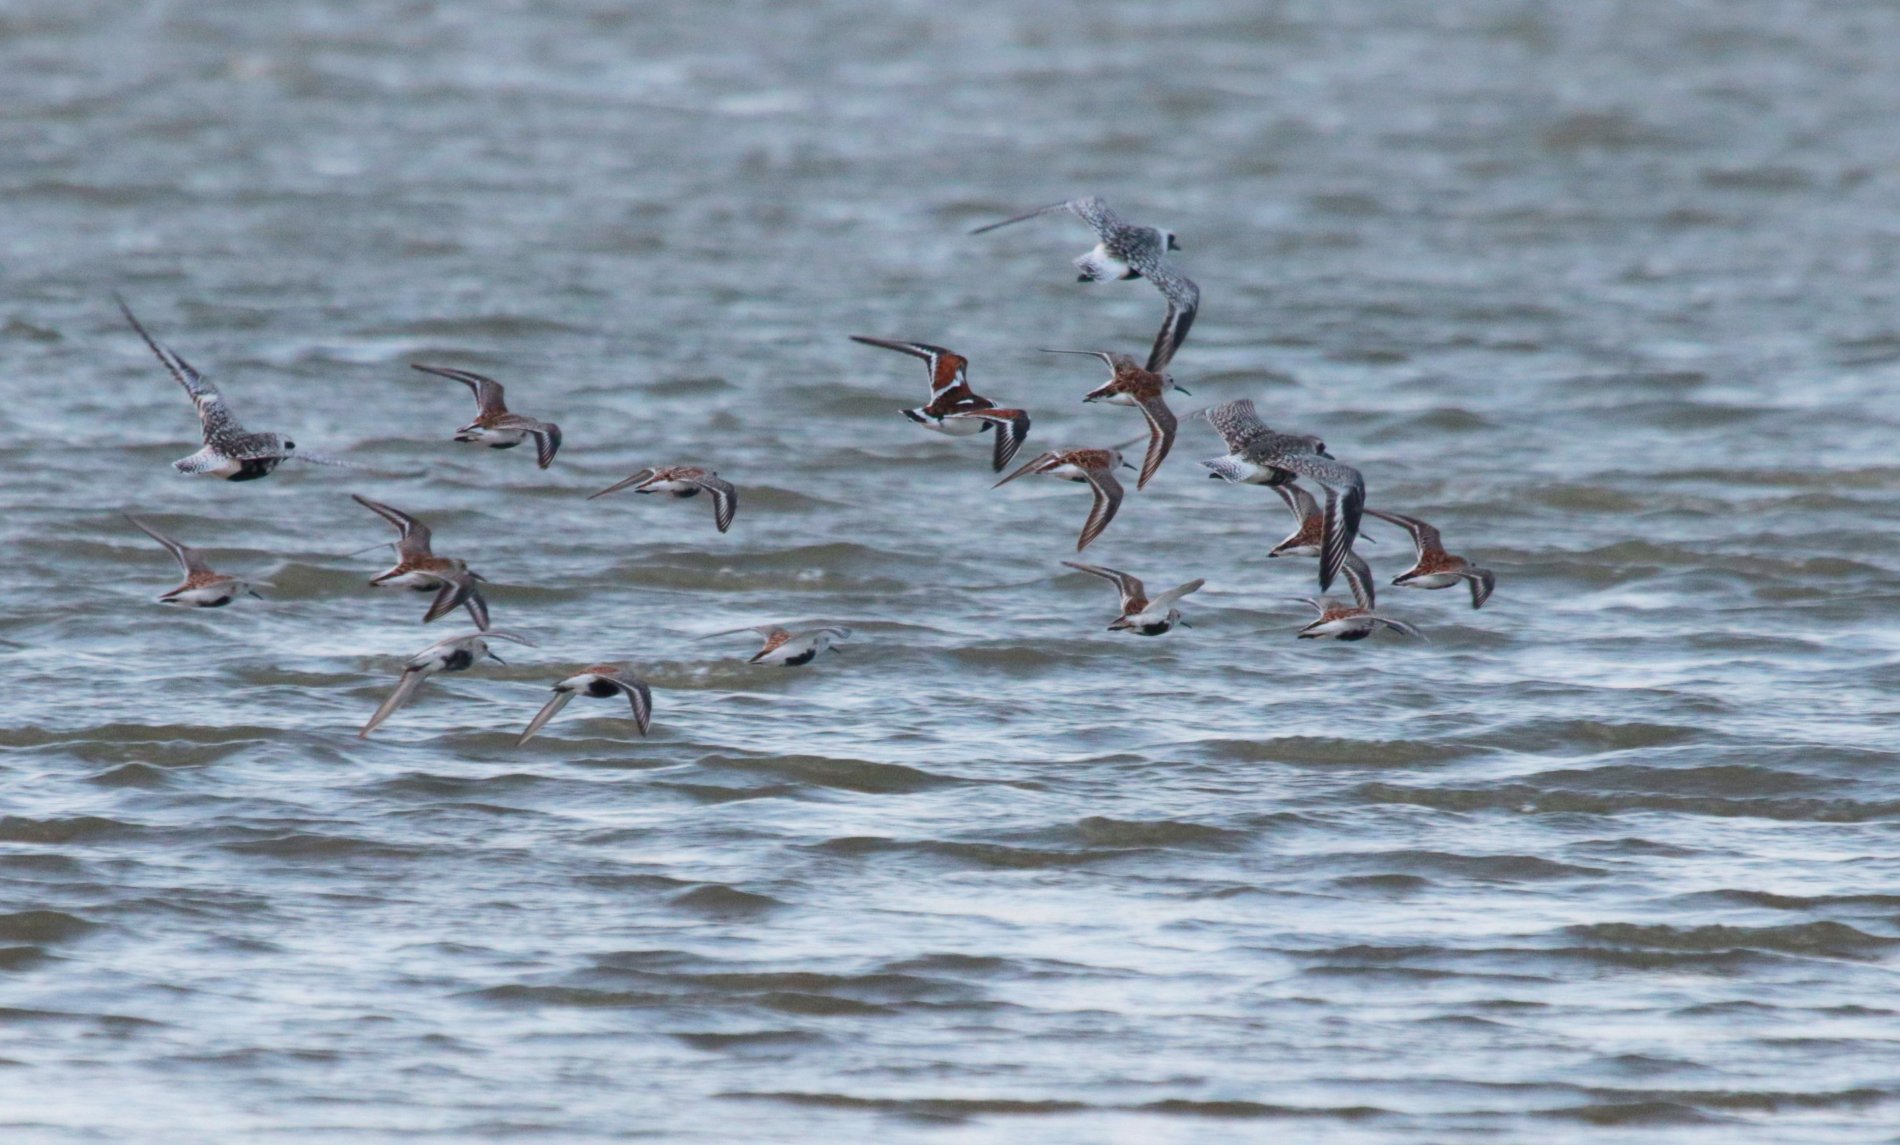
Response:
379,570,444,590
460,425,528,446
166,584,237,606
1074,243,1132,282
1307,616,1372,637
1403,572,1463,590
909,410,985,436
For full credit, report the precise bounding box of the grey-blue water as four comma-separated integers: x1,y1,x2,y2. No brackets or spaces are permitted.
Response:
5,1,1900,1141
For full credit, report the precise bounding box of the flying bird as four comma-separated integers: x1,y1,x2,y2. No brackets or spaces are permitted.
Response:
1293,552,1423,641
1365,508,1496,609
1061,561,1203,635
124,514,269,607
359,630,534,738
587,466,737,533
1202,399,1365,594
116,294,359,480
352,494,490,629
1266,481,1378,560
994,447,1134,552
412,364,562,468
700,624,851,666
1041,349,1189,489
517,665,653,743
969,196,1199,372
849,336,1031,472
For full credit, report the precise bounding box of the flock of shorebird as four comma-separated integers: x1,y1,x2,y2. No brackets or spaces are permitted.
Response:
116,195,1495,741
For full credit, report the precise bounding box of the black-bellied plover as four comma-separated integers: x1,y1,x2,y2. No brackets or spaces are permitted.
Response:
1202,399,1366,594
117,295,358,480
970,196,1199,371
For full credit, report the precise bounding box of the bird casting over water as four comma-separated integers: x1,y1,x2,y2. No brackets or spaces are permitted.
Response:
352,494,491,630
412,363,563,469
1365,507,1496,609
850,336,1032,472
124,514,270,607
1293,551,1423,642
994,447,1135,552
970,196,1200,372
587,466,738,533
1041,348,1189,490
117,294,358,481
1061,561,1203,635
701,624,852,666
1202,399,1366,595
517,665,653,743
359,630,534,738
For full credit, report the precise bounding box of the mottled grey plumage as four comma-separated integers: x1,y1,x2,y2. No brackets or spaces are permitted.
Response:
117,294,359,480
1201,399,1366,594
969,196,1199,372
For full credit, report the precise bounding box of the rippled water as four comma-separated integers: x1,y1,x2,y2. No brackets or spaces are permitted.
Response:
6,1,1900,1141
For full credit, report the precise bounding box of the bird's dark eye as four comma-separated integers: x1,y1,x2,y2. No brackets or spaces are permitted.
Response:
1167,233,1181,251
284,440,296,450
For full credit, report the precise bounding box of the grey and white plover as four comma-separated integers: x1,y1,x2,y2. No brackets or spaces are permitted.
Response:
1202,399,1366,594
970,196,1199,372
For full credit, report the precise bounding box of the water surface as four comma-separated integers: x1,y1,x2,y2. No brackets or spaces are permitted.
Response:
4,1,1900,1141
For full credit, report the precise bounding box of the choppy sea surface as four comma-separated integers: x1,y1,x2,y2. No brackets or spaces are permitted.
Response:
5,1,1900,1141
